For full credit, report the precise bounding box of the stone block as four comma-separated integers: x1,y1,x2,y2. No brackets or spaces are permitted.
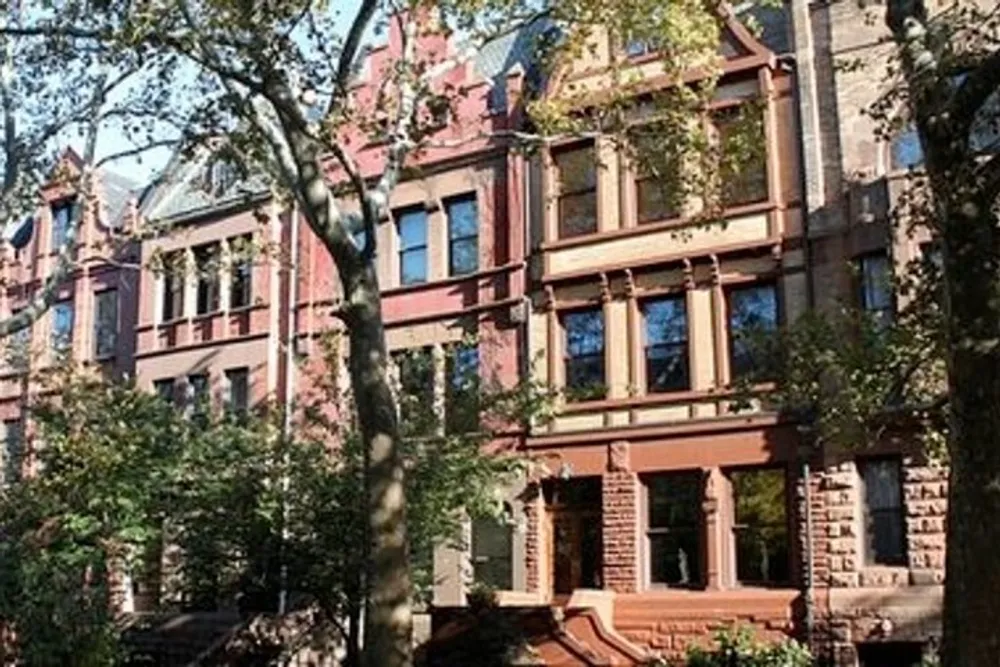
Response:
909,569,945,585
830,572,858,587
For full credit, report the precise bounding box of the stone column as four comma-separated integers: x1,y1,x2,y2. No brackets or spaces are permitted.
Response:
602,440,638,593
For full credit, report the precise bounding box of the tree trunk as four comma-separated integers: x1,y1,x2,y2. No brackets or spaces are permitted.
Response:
343,264,413,667
937,197,1000,666
284,120,413,667
885,3,1000,663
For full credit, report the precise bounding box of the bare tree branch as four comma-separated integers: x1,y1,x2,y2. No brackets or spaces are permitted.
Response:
329,0,379,116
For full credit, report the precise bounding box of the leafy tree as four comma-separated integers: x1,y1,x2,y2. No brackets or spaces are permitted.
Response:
2,1,779,664
0,369,187,665
0,332,551,666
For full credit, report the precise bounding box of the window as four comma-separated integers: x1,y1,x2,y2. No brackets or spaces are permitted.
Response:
716,109,768,207
51,300,74,354
859,458,906,566
643,296,689,392
50,199,75,251
471,515,513,590
187,374,210,419
396,207,428,286
446,195,479,276
562,308,605,401
445,343,480,435
229,234,253,309
347,218,367,252
161,250,186,321
153,378,175,405
224,367,250,414
394,347,435,435
890,128,924,171
93,290,118,359
208,159,238,196
646,472,702,587
555,143,598,239
728,283,778,381
626,39,654,58
859,252,894,326
731,468,789,585
2,419,22,486
632,124,682,224
194,243,221,315
8,309,31,369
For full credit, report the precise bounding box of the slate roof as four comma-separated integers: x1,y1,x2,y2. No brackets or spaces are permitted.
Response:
470,17,554,110
138,148,270,225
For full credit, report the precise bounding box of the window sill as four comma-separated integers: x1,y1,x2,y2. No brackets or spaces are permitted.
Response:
381,261,523,297
541,199,778,252
560,384,774,414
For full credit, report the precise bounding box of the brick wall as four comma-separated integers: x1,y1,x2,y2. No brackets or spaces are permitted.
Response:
602,471,638,593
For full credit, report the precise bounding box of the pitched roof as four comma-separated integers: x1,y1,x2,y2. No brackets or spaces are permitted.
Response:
139,147,270,225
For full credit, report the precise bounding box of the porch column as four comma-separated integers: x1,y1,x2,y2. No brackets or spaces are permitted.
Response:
602,440,638,593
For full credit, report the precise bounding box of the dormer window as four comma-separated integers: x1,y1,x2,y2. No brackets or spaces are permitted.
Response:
626,40,654,58
50,199,76,251
207,159,238,197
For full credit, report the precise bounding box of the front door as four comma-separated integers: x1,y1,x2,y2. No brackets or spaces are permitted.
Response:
544,477,603,598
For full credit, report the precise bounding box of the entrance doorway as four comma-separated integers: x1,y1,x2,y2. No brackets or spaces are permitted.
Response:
544,477,602,597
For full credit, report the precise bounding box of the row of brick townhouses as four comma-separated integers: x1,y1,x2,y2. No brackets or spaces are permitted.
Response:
0,2,945,665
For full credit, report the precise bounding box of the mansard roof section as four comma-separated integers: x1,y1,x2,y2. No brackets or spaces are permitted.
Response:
139,144,270,225
542,3,784,102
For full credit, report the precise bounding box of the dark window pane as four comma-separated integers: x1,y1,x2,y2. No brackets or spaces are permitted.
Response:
632,125,682,223
447,194,479,276
230,234,253,309
891,128,924,171
395,347,435,435
636,178,679,224
471,517,513,590
225,367,250,413
647,473,702,586
447,195,479,239
728,284,778,381
401,248,428,286
650,531,700,586
51,301,74,354
859,253,894,326
94,290,118,359
398,209,427,250
717,110,768,207
162,250,186,321
563,309,604,400
643,297,688,392
194,243,221,315
861,458,906,565
154,378,175,405
647,474,701,528
445,343,480,435
50,199,75,251
558,191,598,238
556,144,597,239
732,468,788,585
555,145,597,193
397,208,428,285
